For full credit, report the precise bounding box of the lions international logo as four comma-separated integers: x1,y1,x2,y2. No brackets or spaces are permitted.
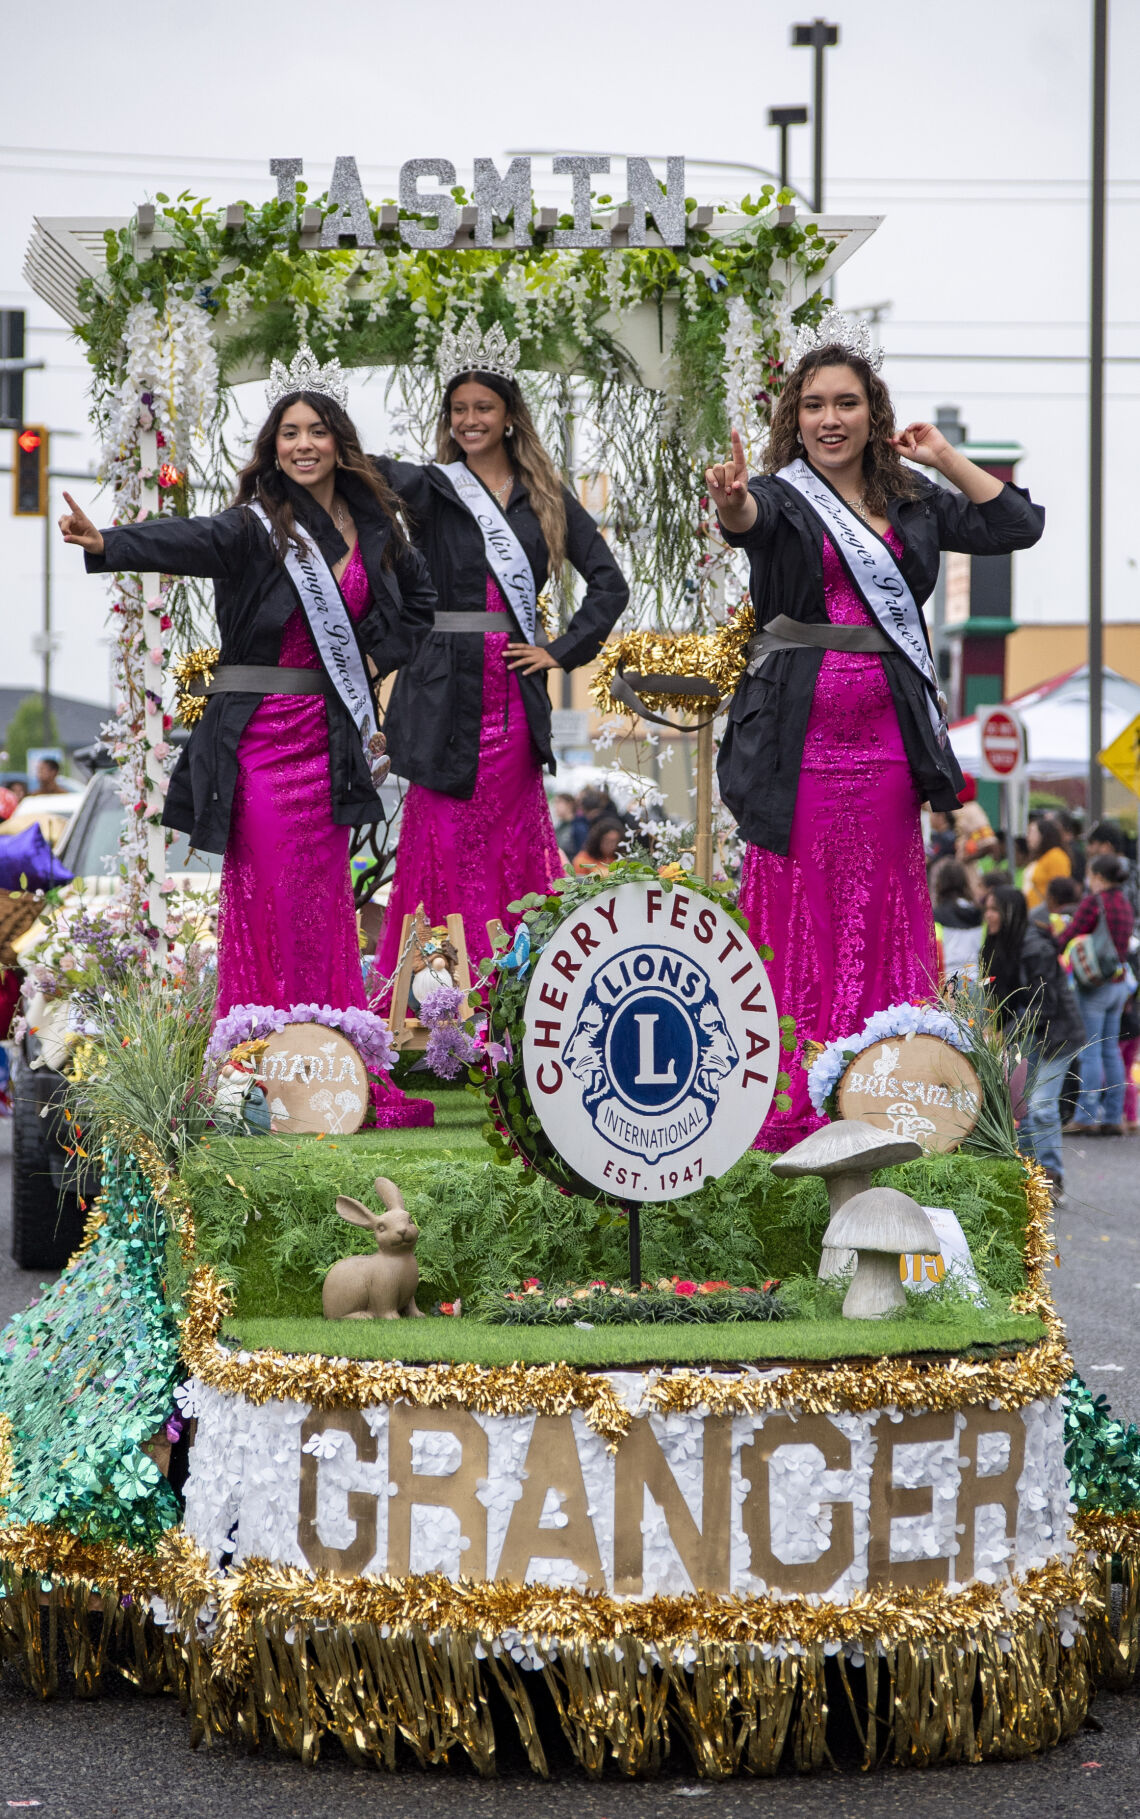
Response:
521,881,778,1201
562,946,739,1163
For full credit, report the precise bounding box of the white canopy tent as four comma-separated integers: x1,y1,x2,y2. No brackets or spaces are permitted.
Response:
949,664,1140,782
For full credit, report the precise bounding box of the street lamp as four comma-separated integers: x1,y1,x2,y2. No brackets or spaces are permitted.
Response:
767,106,809,195
792,18,840,212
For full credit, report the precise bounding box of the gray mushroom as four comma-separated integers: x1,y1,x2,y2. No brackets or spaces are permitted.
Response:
771,1121,923,1280
823,1186,939,1320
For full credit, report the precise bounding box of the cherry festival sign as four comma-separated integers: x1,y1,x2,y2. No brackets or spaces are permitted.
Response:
521,881,778,1201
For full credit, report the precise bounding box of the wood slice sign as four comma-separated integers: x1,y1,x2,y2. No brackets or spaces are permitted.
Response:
836,1035,982,1154
260,1022,369,1135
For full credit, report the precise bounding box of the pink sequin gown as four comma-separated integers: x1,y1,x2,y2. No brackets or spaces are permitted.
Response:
372,576,565,997
738,530,938,1152
216,541,432,1128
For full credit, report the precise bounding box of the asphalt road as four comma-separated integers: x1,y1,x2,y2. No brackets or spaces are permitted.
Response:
0,1118,1138,1817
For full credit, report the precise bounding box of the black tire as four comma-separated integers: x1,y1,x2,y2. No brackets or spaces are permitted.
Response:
11,1064,86,1270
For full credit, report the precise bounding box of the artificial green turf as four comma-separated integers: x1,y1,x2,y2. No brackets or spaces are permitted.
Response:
220,1309,1046,1368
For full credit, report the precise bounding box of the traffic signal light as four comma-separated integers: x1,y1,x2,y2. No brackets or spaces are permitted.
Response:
0,310,25,430
13,425,48,517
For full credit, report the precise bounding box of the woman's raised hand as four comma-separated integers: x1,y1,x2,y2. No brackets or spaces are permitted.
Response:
889,422,953,468
705,430,756,531
58,492,104,555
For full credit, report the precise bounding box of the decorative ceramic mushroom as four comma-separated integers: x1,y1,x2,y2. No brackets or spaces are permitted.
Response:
822,1186,939,1320
771,1121,923,1280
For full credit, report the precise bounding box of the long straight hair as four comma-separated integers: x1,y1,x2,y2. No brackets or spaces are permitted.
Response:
764,346,925,517
436,371,567,576
235,391,408,563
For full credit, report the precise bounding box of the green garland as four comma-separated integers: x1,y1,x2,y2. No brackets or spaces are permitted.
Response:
469,860,795,1199
1065,1374,1140,1516
0,1152,182,1549
78,182,829,433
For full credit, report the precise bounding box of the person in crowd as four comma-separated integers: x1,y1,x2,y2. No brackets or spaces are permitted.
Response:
930,857,983,984
1030,873,1082,936
1022,814,1071,910
981,884,1085,1201
952,772,1000,897
1087,819,1140,915
573,817,626,876
59,349,435,1086
925,809,957,867
706,322,1044,1149
1059,853,1136,1136
552,791,585,862
1121,978,1140,1135
1031,874,1086,1125
372,320,628,988
1056,809,1086,892
33,756,65,796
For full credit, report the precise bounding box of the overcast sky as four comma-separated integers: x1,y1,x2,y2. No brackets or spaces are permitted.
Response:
2,0,1137,705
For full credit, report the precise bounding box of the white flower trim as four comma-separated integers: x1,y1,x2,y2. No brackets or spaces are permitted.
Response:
807,1002,971,1117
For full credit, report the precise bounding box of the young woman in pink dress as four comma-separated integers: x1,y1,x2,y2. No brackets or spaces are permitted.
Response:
372,324,629,994
60,351,438,1124
707,332,1044,1151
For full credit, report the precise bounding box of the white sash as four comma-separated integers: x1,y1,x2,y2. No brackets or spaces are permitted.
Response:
434,460,537,643
250,502,387,789
776,458,948,744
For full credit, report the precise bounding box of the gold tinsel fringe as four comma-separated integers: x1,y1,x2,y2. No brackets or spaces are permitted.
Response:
1076,1509,1140,1689
590,614,755,720
0,1524,1093,1777
171,646,221,728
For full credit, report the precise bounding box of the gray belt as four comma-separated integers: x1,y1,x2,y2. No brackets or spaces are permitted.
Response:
747,612,891,674
189,665,331,697
433,611,512,634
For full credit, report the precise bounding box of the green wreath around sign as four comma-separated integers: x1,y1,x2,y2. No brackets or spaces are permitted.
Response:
469,859,795,1199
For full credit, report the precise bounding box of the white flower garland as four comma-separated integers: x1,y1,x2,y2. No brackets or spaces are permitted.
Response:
807,1003,971,1117
95,303,220,934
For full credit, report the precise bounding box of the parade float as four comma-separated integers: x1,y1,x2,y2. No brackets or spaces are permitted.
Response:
3,161,1138,1780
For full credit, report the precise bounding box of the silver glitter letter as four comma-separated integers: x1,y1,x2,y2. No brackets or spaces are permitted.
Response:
473,157,533,247
627,156,687,246
399,159,459,249
552,156,611,248
320,156,376,248
270,158,303,212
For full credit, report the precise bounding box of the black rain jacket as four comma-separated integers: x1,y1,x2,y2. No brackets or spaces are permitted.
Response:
717,473,1045,853
377,458,629,798
84,471,436,854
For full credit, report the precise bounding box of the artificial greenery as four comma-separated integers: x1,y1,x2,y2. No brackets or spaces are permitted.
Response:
64,959,242,1166
219,1309,1045,1371
180,1097,1033,1323
76,183,831,640
1065,1375,1140,1515
471,859,795,1198
0,1151,182,1548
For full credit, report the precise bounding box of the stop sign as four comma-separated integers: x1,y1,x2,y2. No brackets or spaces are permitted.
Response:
977,706,1024,780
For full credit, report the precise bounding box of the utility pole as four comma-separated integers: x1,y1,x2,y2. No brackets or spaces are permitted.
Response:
768,106,809,194
792,18,840,212
1088,0,1108,822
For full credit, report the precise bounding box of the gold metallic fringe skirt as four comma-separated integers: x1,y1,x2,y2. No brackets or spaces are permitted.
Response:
0,1529,1116,1779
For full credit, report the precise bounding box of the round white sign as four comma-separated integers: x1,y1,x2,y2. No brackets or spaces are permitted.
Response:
521,882,778,1201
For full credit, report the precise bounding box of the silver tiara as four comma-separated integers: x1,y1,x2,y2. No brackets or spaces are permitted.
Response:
437,315,521,389
266,342,349,412
785,307,884,375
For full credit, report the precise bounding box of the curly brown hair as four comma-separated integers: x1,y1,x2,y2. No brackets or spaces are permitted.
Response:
235,392,408,564
764,347,925,516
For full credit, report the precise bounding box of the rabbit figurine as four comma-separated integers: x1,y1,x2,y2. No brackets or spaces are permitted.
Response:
321,1177,424,1320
